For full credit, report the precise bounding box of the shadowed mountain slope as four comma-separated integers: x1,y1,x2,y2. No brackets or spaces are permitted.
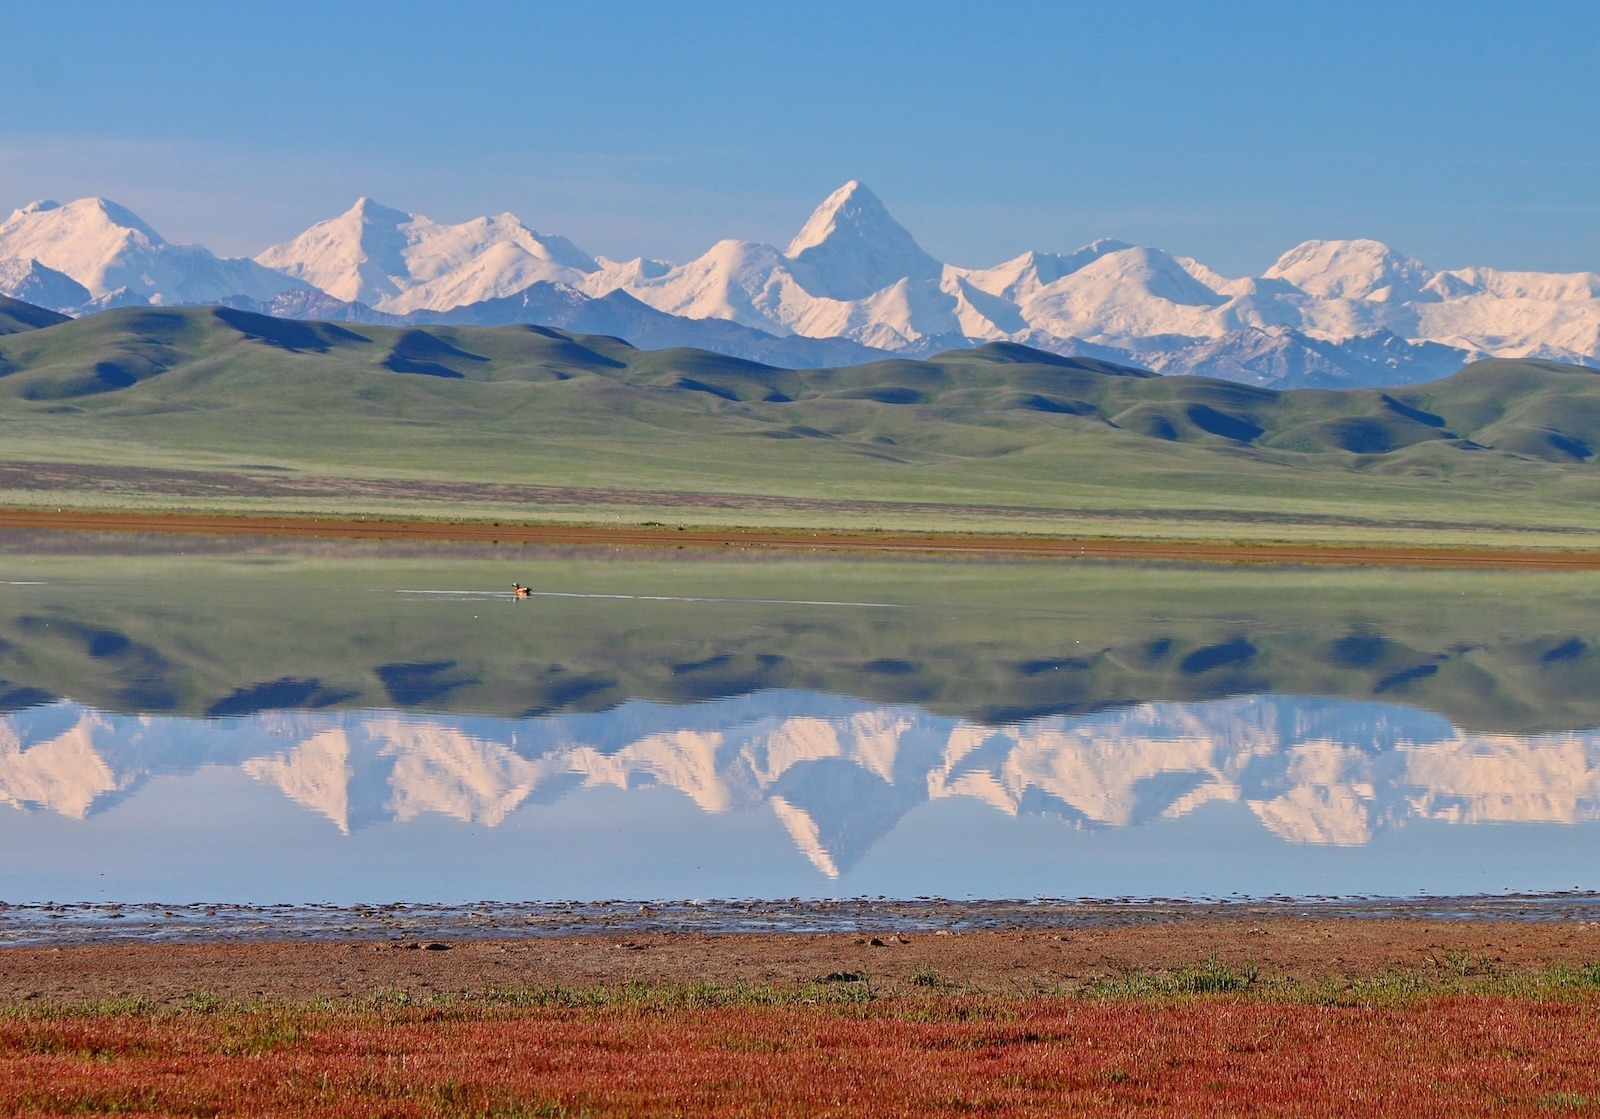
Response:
3,304,1595,458
2,303,1600,535
0,294,70,335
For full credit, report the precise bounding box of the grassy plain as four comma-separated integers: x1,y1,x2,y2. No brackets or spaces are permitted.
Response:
3,307,1600,544
5,917,1600,1116
5,981,1600,1117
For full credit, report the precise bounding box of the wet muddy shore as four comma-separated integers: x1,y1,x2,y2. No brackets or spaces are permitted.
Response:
2,898,1599,1004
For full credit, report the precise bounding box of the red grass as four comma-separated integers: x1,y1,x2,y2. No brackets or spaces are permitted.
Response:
4,995,1600,1117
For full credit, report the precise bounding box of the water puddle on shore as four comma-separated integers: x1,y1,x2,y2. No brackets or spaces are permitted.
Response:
2,537,1599,928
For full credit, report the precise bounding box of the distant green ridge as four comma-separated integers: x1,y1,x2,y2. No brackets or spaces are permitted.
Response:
0,293,71,336
0,304,1598,537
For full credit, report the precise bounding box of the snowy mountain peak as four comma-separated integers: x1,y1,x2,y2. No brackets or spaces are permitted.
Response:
4,196,159,246
9,186,1600,385
1058,238,1137,270
1265,238,1432,301
959,239,1138,304
0,196,304,307
257,200,599,313
1073,245,1228,308
345,196,415,225
87,197,162,239
785,180,878,255
0,257,90,309
785,180,941,300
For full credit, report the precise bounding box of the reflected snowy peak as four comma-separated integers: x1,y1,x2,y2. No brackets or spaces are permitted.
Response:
4,693,1597,878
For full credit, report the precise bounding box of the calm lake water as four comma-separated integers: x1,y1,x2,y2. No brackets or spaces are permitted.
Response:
1,538,1598,906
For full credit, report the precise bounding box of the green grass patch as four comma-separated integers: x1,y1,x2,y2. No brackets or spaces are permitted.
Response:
1085,955,1260,998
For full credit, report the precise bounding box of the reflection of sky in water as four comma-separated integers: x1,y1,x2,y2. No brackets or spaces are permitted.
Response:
2,692,1598,904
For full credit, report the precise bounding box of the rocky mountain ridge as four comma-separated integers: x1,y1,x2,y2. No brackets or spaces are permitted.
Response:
4,184,1600,385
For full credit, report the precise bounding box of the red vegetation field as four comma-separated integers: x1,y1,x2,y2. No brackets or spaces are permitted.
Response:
6,994,1600,1118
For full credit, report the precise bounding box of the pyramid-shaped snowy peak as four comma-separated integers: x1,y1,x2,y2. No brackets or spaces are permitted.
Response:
784,181,942,300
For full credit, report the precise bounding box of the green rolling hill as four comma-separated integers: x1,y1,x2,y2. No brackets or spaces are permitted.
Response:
1,301,1599,540
0,293,70,336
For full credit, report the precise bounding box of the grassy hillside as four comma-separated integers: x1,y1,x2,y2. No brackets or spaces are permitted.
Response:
0,294,69,336
1,304,1600,540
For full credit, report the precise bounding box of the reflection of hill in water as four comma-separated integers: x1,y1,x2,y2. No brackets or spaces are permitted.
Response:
4,561,1600,738
4,694,1598,876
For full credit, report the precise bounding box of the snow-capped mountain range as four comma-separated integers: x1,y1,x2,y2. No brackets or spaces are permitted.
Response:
4,693,1599,877
0,197,313,311
5,183,1600,386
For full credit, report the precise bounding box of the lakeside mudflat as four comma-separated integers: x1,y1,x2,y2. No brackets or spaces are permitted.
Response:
5,917,1600,1005
6,506,1600,568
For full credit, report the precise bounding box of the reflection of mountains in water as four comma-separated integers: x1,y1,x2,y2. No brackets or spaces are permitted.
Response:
3,693,1599,877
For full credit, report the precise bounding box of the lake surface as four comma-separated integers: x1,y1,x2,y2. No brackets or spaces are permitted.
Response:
2,537,1598,908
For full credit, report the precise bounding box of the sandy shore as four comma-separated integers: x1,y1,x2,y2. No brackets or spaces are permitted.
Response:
3,507,1600,568
4,918,1598,1005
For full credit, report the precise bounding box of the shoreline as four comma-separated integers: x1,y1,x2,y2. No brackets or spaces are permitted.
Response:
6,894,1600,950
4,897,1599,1003
5,506,1600,568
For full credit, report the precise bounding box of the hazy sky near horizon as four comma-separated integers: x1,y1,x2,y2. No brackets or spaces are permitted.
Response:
4,1,1598,275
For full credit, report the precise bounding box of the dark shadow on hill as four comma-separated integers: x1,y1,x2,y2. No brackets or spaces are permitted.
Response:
382,330,491,377
214,307,369,352
205,677,362,717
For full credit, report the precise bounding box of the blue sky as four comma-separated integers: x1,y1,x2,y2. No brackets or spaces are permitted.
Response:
4,1,1597,274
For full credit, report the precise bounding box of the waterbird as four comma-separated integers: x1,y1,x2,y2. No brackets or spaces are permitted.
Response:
511,582,531,598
